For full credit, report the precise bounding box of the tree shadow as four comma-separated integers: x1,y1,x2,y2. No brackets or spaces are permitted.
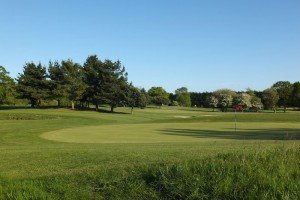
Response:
158,128,300,140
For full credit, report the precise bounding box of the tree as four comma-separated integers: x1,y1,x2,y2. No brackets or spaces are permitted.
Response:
100,60,128,113
213,89,236,112
208,95,218,111
148,87,170,107
262,88,279,113
61,60,87,110
272,81,293,112
0,66,16,105
48,61,67,107
127,85,142,114
83,55,104,111
250,95,263,112
233,93,252,110
175,87,191,107
291,82,300,107
139,88,149,109
16,62,49,107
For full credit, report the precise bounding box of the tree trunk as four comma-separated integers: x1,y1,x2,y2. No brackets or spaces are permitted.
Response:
57,99,61,108
95,102,99,112
110,106,114,113
131,107,133,114
71,101,75,110
284,105,286,113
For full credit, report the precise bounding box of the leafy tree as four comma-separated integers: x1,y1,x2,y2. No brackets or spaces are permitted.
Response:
175,87,191,107
139,88,149,109
48,61,67,107
291,82,300,107
16,62,49,107
61,60,87,110
0,66,16,105
250,95,263,112
148,87,170,107
208,95,218,111
262,88,279,113
272,81,293,112
213,89,236,112
127,85,142,114
233,93,252,110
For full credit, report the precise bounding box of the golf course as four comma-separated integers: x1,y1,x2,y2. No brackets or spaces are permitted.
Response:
1,107,299,199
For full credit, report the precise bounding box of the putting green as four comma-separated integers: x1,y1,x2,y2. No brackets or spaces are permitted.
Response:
40,122,300,143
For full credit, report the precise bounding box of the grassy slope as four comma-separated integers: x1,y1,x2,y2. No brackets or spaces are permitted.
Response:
0,107,300,199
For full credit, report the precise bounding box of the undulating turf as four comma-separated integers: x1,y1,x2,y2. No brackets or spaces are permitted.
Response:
0,106,299,199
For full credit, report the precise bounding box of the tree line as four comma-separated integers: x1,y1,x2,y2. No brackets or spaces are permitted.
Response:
0,55,299,113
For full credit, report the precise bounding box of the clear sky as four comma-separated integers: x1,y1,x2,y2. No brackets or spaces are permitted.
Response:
1,0,299,92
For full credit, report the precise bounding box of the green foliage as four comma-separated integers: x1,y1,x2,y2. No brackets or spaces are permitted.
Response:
16,63,49,107
0,66,16,105
291,82,300,107
175,87,191,107
262,88,279,111
48,61,68,106
61,60,87,109
148,87,170,106
272,81,293,112
101,60,128,112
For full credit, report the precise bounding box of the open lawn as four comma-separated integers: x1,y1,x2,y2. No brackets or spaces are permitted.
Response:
0,107,300,199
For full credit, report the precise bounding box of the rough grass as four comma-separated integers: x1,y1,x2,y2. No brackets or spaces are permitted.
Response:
0,107,300,199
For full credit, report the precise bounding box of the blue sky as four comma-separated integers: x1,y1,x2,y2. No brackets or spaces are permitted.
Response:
1,0,299,92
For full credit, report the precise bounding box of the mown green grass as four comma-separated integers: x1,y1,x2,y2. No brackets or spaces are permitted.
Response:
0,107,300,199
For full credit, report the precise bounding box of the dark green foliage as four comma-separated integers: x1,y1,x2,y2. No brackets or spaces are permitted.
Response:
0,66,16,105
190,92,212,107
291,82,300,107
48,61,68,107
148,87,170,106
101,60,128,112
83,55,104,110
272,81,293,112
61,60,87,110
16,63,50,107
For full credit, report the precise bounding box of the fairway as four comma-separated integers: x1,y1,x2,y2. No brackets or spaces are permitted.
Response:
41,122,300,143
1,107,300,199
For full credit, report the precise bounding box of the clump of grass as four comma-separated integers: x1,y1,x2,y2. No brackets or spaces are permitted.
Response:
95,146,300,199
1,147,299,199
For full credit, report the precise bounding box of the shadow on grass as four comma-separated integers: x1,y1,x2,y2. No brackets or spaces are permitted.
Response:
75,107,129,115
158,128,300,140
0,106,130,114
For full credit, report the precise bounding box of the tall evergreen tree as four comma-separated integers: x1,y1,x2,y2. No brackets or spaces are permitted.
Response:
61,60,87,110
48,61,67,107
0,66,16,105
16,62,49,107
101,60,128,112
83,55,104,111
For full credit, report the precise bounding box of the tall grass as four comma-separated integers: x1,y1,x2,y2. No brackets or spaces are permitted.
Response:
1,146,299,199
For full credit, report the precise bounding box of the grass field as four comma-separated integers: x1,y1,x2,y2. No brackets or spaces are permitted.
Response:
0,107,300,199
